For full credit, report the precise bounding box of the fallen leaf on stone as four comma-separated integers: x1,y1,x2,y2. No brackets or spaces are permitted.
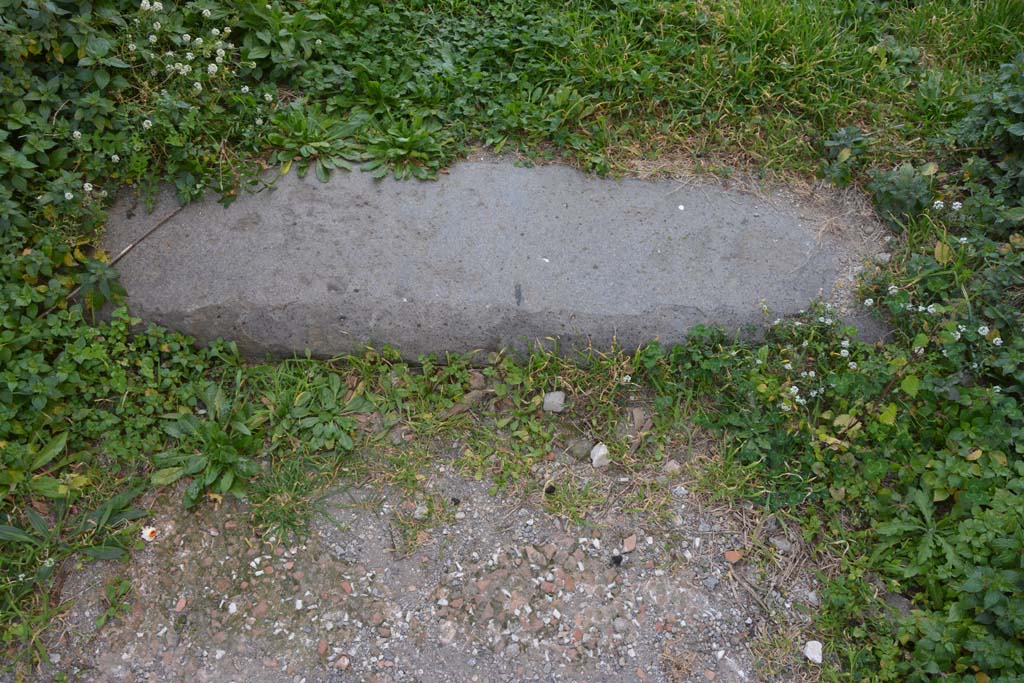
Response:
724,550,743,564
174,596,187,612
622,535,637,553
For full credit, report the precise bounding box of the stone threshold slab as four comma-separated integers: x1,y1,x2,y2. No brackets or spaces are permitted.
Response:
103,160,881,358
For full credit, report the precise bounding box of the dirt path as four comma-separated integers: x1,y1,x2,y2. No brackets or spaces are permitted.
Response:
27,441,825,683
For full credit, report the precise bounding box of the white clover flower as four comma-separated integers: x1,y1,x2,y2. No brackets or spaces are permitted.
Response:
780,404,792,412
148,34,158,43
64,191,74,201
152,1,162,10
223,27,231,35
801,339,809,347
993,337,1003,346
111,154,120,163
978,325,990,336
215,55,223,63
958,324,967,332
255,117,264,126
241,85,250,93
839,349,849,357
216,48,225,58
824,317,833,325
841,339,850,348
959,237,968,244
193,82,202,91
100,190,108,198
315,38,323,46
904,303,915,311
789,386,799,396
83,182,93,192
182,33,191,43
185,52,194,61
140,0,151,10
207,63,217,74
194,37,203,45
952,330,961,341
993,386,1002,393
783,362,793,370
264,92,273,102
620,374,632,385
917,305,927,313
848,362,857,370
202,8,212,18
915,346,925,355
809,389,819,398
864,298,874,307
163,50,173,58
128,42,137,51
795,397,807,406
153,21,161,30
142,119,153,129
817,316,825,323
952,201,962,211
72,130,82,140
933,200,945,210
927,304,938,314
888,285,898,295
212,28,221,36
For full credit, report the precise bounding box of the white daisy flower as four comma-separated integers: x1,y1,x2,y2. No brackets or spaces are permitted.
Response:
64,191,74,201
978,325,990,336
933,200,945,210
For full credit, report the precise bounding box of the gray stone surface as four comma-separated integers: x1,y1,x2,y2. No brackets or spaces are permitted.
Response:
103,160,880,358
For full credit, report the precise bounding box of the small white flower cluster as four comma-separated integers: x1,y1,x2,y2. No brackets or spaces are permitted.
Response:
933,199,964,212
799,370,816,379
140,0,163,10
863,297,874,307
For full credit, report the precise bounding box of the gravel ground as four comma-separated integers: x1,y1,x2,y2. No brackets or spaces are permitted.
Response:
19,442,825,683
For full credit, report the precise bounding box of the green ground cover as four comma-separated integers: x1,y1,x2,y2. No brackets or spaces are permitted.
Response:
2,0,1023,679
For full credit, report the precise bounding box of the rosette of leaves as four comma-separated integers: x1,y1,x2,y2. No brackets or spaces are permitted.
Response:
152,382,260,508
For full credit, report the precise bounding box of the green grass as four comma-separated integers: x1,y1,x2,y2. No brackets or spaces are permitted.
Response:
3,0,1024,680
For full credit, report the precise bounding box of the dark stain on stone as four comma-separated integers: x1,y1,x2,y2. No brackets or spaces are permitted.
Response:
514,283,522,306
